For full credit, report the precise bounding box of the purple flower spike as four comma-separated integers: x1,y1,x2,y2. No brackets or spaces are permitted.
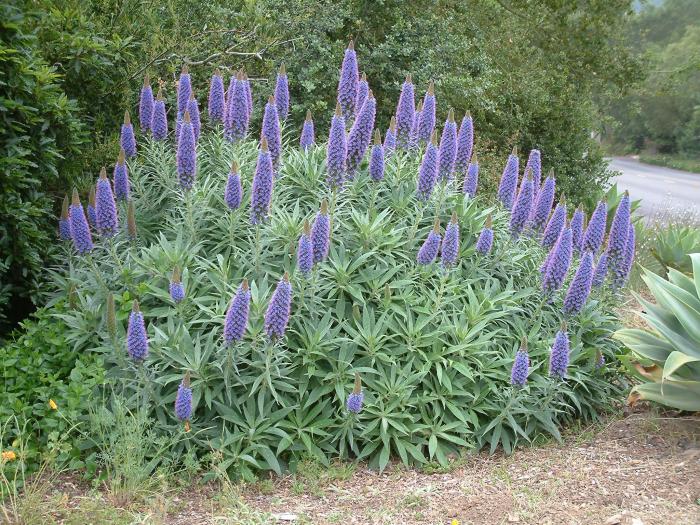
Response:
438,109,458,182
571,205,585,253
177,65,192,115
68,189,93,254
300,110,315,152
607,191,631,274
297,220,314,276
224,279,251,344
475,215,494,254
250,137,274,224
95,167,119,237
549,324,570,379
542,225,573,296
151,88,168,141
174,372,193,422
417,219,442,265
264,272,293,339
583,200,607,254
262,95,281,171
170,266,185,304
326,103,347,190
59,195,71,240
529,171,556,233
369,130,385,182
126,300,148,361
337,40,359,121
139,74,154,132
596,351,606,369
441,212,460,267
542,196,567,249
113,149,130,201
226,72,250,142
510,338,529,387
497,146,519,210
384,116,397,155
187,91,201,141
121,111,137,158
525,149,542,190
455,112,474,179
243,72,253,118
311,200,331,263
346,373,364,413
614,222,636,288
356,72,369,118
225,160,242,210
395,74,415,149
87,187,96,228
510,170,534,238
563,251,594,315
463,154,479,197
416,132,439,201
176,111,197,190
409,100,422,151
592,250,609,288
208,69,225,123
417,81,436,145
346,91,376,176
275,63,289,121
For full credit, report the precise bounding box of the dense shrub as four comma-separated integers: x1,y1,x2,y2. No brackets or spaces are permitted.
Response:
0,5,87,331
39,66,631,477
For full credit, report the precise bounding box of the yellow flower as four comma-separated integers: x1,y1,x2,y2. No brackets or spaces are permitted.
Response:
451,520,459,525
49,399,58,410
2,451,17,462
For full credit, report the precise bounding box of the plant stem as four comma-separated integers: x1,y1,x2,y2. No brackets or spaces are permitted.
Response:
254,223,262,280
186,191,196,242
87,255,109,291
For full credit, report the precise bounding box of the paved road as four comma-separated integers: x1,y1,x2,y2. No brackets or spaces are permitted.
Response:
608,157,700,220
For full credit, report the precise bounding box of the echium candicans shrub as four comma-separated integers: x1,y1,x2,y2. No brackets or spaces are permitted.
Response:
170,266,185,304
582,200,607,254
497,146,518,210
395,74,415,149
346,91,376,176
224,279,251,344
417,80,436,145
262,96,281,171
416,131,438,201
243,72,253,119
68,189,93,254
409,100,422,150
187,91,201,141
369,130,385,182
297,220,314,276
264,272,293,339
570,205,585,254
300,110,315,151
250,137,274,224
510,338,529,386
274,63,289,121
510,170,534,238
346,373,364,414
592,250,609,287
542,224,573,296
542,196,566,249
563,251,594,315
113,149,130,201
226,72,249,142
174,372,193,430
529,171,555,233
549,324,570,379
613,223,635,289
437,109,457,182
139,73,154,131
176,111,197,190
177,65,191,115
441,212,460,267
311,199,331,263
454,112,474,179
384,116,397,155
337,40,359,121
417,218,441,265
356,72,368,118
121,110,137,158
525,149,542,190
151,87,168,141
208,69,225,123
606,191,631,277
225,161,242,210
463,154,479,197
326,103,347,190
127,300,148,361
95,167,118,237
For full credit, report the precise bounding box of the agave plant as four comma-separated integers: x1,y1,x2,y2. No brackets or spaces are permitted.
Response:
650,225,700,275
615,254,700,411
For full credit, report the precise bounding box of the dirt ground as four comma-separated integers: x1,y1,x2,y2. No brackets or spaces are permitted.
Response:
16,409,699,525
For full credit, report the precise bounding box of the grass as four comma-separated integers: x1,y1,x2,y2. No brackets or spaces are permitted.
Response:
638,153,700,173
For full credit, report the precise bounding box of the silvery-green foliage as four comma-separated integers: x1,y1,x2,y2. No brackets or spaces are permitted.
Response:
50,130,624,478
